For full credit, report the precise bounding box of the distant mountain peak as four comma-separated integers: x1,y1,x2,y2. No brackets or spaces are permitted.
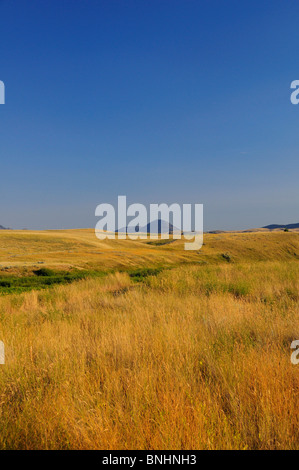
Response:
117,219,181,234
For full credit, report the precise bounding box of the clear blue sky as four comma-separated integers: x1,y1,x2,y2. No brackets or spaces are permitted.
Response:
1,0,299,230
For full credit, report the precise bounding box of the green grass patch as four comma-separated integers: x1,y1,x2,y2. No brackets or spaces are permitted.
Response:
146,239,175,246
128,267,164,282
0,269,106,295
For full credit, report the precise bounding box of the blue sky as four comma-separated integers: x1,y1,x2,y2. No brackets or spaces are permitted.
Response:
0,0,299,230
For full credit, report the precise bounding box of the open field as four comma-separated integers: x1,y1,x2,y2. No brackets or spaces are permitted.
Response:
0,230,298,449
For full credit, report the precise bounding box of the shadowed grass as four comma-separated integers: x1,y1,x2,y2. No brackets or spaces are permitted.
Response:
0,269,106,295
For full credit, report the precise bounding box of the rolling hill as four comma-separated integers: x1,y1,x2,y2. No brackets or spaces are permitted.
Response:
263,222,299,230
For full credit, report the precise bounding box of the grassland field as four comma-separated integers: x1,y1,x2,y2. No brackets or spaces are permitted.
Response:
0,229,298,449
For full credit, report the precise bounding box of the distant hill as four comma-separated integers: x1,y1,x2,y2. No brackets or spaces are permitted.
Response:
117,219,181,234
263,223,299,230
208,230,226,234
0,225,8,230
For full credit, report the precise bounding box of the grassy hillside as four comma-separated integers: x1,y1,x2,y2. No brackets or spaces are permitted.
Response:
0,230,298,449
1,228,299,270
1,229,299,294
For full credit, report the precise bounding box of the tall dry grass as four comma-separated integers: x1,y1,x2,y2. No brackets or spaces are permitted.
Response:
0,261,298,449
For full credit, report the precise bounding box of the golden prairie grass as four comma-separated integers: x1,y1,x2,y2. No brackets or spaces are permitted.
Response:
1,229,299,273
0,251,298,449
